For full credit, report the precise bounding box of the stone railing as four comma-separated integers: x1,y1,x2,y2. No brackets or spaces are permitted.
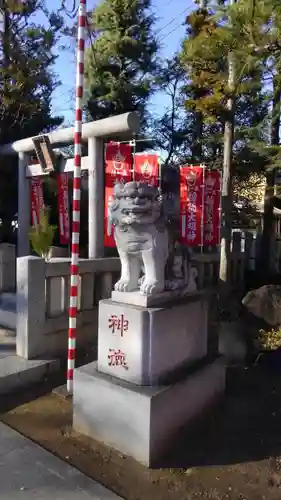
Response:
15,232,253,360
16,256,120,359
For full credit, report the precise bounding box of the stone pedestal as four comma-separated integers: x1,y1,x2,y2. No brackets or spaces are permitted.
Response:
73,292,225,467
98,296,208,385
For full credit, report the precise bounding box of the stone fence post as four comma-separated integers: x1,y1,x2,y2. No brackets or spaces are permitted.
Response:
16,256,46,359
88,137,104,258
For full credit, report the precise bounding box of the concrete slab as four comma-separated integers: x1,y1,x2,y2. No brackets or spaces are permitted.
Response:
0,310,16,330
0,327,16,348
0,356,60,395
0,327,16,357
0,348,16,359
0,422,122,499
0,292,17,329
0,292,16,309
73,358,226,467
0,326,16,339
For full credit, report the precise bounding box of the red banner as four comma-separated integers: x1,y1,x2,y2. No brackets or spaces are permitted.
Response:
104,143,133,247
180,166,203,246
105,143,132,187
31,177,44,228
203,170,221,246
57,173,70,245
134,154,159,186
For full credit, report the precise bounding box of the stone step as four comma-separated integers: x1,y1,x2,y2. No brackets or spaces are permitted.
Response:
0,293,16,330
0,322,60,395
0,327,16,359
0,355,60,395
0,327,16,343
0,292,16,309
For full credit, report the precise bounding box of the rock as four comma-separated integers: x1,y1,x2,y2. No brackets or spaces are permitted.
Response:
218,321,247,361
242,285,281,327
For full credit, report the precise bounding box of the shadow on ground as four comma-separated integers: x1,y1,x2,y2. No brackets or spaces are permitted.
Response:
159,364,281,469
1,335,281,474
1,359,281,500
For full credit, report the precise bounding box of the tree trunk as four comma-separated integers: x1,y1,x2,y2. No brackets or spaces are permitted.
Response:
190,0,207,163
2,2,10,98
219,49,235,301
259,75,281,277
191,109,203,163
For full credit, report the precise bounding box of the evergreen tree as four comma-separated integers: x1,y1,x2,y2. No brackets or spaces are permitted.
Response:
180,1,281,185
212,0,281,274
180,0,281,286
150,57,191,164
0,0,64,144
0,0,64,242
84,0,158,127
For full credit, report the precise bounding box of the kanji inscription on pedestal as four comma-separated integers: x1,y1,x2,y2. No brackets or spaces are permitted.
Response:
107,349,128,370
108,314,129,336
98,301,145,384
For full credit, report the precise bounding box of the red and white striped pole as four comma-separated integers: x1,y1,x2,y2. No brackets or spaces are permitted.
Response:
67,0,87,393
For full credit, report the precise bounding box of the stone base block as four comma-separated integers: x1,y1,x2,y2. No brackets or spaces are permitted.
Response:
111,289,201,308
98,295,208,385
73,358,225,467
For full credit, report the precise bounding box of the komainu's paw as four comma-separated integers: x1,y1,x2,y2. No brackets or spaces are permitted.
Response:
140,280,163,296
115,279,136,292
138,275,145,286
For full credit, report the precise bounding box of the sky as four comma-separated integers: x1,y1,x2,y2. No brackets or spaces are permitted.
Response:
38,0,196,125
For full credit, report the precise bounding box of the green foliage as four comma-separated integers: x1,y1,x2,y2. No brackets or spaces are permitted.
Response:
181,6,228,122
149,57,191,163
181,0,281,116
0,0,64,144
180,1,280,177
29,208,57,260
84,0,159,127
255,328,281,352
0,0,64,242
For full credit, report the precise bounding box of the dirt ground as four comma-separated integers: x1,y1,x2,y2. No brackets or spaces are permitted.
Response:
0,364,281,500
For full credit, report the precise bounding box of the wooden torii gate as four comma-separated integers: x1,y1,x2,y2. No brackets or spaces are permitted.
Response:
0,112,140,259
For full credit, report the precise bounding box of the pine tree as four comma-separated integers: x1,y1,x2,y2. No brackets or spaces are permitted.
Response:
0,0,64,144
84,0,158,127
150,57,190,164
215,0,281,274
180,0,281,286
180,0,277,169
0,0,64,242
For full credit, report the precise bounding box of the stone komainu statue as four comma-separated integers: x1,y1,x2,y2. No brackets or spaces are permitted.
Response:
109,181,196,296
